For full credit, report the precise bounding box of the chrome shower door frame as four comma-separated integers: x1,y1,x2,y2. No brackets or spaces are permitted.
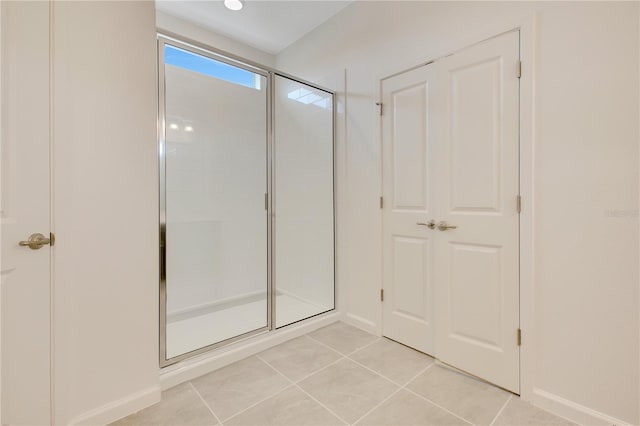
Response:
158,33,336,368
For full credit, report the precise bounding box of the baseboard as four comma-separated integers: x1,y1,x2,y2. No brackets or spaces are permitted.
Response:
159,311,340,390
343,312,378,335
530,387,632,426
68,385,161,426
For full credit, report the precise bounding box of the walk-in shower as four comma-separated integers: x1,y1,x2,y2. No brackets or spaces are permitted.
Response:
158,35,335,366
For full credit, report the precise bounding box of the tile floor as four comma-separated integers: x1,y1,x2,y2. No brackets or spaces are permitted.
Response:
113,322,577,426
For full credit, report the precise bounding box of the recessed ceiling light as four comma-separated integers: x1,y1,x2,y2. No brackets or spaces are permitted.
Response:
224,0,243,11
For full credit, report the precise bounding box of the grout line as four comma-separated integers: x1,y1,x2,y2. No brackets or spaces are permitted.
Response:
182,330,526,426
403,387,474,425
350,386,404,425
288,353,348,384
257,354,350,425
346,355,420,388
305,332,381,358
350,362,435,425
489,394,513,426
345,336,383,356
293,383,349,426
219,382,296,425
302,334,348,358
189,381,222,425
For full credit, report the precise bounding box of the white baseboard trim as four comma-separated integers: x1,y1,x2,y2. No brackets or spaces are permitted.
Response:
159,311,340,390
530,387,632,426
68,386,161,426
343,313,378,335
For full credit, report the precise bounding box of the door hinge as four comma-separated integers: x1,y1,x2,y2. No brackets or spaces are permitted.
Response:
517,61,522,79
49,232,55,247
376,102,383,116
380,289,384,302
265,193,268,210
379,196,384,209
516,195,522,213
517,328,522,346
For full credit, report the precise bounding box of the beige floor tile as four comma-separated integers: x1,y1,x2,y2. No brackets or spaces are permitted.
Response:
494,397,577,426
258,336,343,382
356,389,468,426
307,322,379,355
298,358,398,424
110,383,217,426
191,356,290,421
350,338,434,385
406,365,510,425
225,386,346,426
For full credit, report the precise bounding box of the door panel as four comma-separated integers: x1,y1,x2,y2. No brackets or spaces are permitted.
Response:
450,57,502,212
392,84,428,210
434,31,520,392
0,2,52,423
382,31,520,392
382,67,435,355
449,243,502,350
392,236,431,323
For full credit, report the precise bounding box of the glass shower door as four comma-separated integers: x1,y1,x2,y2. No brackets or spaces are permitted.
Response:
274,75,335,327
160,42,268,363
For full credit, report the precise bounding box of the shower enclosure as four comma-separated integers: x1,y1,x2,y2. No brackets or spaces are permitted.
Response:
158,36,335,366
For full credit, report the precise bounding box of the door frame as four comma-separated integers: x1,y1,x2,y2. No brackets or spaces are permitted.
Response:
375,17,536,401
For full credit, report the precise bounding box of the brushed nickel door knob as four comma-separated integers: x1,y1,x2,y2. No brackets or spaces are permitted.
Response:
436,221,457,231
417,220,436,229
18,233,51,250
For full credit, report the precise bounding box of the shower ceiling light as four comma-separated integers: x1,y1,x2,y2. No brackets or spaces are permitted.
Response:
224,0,243,11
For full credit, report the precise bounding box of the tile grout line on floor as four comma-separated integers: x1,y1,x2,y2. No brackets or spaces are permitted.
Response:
268,343,350,385
166,325,514,426
489,393,513,426
302,329,481,425
402,386,475,425
256,353,351,425
269,329,474,426
188,381,223,425
350,362,435,425
212,356,304,425
345,353,426,389
218,382,297,425
304,330,382,358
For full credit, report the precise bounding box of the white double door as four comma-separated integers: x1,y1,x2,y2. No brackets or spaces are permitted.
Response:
381,31,520,393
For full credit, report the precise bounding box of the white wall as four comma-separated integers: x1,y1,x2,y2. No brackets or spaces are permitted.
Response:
276,2,639,425
156,10,275,68
52,2,160,424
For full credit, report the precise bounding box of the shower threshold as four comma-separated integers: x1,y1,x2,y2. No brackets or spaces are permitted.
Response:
166,292,329,359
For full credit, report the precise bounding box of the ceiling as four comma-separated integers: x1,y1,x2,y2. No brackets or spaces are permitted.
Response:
155,1,352,55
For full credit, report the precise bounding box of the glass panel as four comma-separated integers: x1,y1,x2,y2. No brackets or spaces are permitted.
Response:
163,44,268,359
274,76,335,327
